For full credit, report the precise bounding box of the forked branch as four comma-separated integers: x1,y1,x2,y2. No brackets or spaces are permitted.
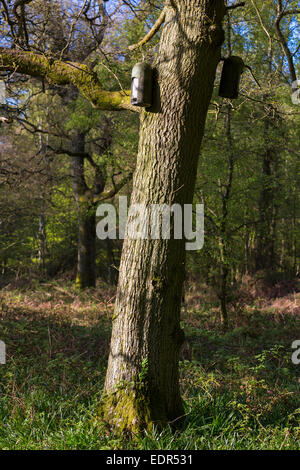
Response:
128,9,166,51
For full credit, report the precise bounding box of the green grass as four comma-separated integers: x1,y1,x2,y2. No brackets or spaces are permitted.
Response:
0,280,299,449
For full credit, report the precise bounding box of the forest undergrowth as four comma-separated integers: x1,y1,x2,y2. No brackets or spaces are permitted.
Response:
0,275,299,450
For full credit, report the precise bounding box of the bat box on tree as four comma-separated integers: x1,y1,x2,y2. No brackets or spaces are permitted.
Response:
219,56,244,99
131,63,153,108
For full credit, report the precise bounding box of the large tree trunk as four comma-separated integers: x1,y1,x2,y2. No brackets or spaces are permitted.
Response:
101,0,225,432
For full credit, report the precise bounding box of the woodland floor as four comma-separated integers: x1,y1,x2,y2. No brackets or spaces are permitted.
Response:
0,275,299,450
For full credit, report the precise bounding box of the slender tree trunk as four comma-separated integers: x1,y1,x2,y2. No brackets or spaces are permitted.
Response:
101,0,225,432
256,144,274,271
244,222,249,274
76,203,96,289
38,213,46,270
37,124,47,272
71,132,96,289
1,257,7,275
217,9,232,331
106,238,118,285
218,101,234,330
292,196,297,276
219,262,229,329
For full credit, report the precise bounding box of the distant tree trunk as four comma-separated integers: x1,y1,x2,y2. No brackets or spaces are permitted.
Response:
1,257,7,275
256,136,275,271
292,195,298,276
218,103,234,331
69,117,114,289
38,213,46,270
37,123,48,272
77,202,96,289
220,268,229,327
106,238,118,285
71,132,96,289
101,0,226,432
244,222,250,274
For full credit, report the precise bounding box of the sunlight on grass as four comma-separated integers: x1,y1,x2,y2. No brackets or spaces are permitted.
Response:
0,280,299,449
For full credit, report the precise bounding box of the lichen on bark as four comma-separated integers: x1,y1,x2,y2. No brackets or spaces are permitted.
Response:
0,48,135,111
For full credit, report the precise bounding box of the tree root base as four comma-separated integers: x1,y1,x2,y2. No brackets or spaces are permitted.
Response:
99,382,154,435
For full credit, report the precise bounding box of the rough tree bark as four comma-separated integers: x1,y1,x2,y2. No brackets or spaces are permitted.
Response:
101,0,226,432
